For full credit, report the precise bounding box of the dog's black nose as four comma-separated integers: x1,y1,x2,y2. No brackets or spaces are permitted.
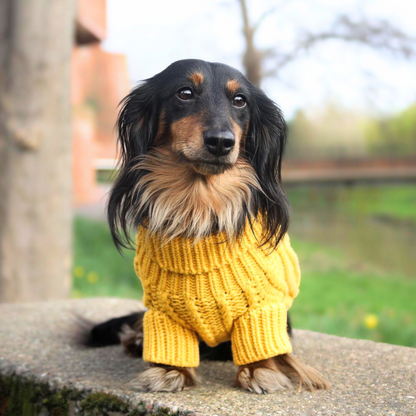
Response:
204,130,235,156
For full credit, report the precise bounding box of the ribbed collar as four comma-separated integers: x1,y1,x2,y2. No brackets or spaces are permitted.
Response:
136,220,264,275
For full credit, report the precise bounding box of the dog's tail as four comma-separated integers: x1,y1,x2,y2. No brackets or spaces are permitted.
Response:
74,311,146,357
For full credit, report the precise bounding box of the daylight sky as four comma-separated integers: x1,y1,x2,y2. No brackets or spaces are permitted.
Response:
103,0,416,119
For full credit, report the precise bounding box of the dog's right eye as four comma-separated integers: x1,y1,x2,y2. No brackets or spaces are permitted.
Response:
177,88,194,101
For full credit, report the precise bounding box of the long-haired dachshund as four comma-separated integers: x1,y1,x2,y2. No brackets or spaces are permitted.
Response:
81,59,328,394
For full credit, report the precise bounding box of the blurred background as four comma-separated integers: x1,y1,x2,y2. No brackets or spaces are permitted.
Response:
1,0,415,348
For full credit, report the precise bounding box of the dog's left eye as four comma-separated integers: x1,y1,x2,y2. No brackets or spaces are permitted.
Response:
177,88,194,101
232,94,246,108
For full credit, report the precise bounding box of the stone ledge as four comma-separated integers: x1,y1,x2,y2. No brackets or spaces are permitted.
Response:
0,298,415,416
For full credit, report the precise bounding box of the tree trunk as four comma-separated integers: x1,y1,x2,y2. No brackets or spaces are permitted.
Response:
238,0,263,87
0,0,75,302
242,27,263,88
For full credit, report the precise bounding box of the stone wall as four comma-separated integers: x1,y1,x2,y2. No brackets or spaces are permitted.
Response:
1,299,415,415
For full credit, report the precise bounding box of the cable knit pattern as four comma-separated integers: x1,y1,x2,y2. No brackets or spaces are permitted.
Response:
134,220,301,367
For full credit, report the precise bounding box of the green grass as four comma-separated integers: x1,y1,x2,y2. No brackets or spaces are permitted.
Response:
72,217,142,299
289,237,416,347
72,185,416,347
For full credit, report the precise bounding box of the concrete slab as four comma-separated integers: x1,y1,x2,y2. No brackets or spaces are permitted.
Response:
0,298,415,415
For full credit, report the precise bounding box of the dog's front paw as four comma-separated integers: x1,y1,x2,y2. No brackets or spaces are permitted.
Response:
130,365,199,392
236,358,292,394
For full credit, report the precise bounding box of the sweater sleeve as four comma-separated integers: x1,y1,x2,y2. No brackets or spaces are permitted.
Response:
231,234,300,365
231,303,292,365
278,234,301,310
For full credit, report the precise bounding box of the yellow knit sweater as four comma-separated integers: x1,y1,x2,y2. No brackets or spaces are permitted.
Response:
134,220,301,368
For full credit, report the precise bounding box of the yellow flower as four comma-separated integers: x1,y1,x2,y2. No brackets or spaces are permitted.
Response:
74,266,85,278
87,272,99,284
364,314,379,330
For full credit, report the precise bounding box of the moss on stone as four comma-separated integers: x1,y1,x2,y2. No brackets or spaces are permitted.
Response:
0,375,81,416
41,391,69,416
135,404,190,416
127,403,147,416
0,376,38,416
0,374,188,416
80,392,130,415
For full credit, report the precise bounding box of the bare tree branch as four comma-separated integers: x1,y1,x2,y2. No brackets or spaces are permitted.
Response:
236,0,416,86
252,7,277,33
263,14,416,79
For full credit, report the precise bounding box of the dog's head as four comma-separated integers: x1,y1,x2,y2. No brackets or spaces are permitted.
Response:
109,59,289,250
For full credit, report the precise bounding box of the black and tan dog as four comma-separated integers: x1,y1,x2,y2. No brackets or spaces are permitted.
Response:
80,59,328,394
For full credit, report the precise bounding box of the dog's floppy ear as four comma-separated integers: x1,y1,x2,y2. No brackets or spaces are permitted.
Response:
246,87,290,249
107,80,159,251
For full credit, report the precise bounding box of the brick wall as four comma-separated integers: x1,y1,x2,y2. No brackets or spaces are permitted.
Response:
72,1,131,206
